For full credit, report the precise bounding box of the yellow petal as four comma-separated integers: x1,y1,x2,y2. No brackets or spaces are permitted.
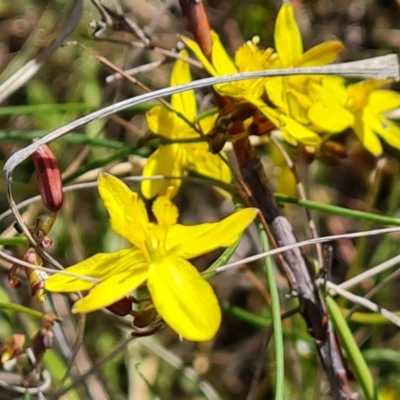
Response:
170,50,197,122
246,96,282,128
275,3,303,67
182,35,218,76
309,76,347,104
353,114,383,155
281,117,322,146
152,193,179,229
45,248,136,292
309,101,354,133
148,256,221,341
198,113,218,135
368,90,400,114
141,144,188,199
146,105,177,139
73,267,148,313
98,173,149,248
299,41,344,67
166,208,257,259
265,78,285,110
286,90,309,125
188,145,232,184
346,81,386,112
369,116,400,151
215,83,247,98
210,30,238,75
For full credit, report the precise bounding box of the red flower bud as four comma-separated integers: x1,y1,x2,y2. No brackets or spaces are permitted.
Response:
32,141,63,212
106,297,133,316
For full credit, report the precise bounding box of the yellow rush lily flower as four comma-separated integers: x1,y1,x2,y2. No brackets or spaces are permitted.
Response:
45,173,257,341
141,50,231,199
184,3,344,147
263,3,344,145
309,78,400,155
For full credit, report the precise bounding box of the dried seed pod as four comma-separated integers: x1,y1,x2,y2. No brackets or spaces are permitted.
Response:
23,248,47,303
106,297,133,316
32,141,63,212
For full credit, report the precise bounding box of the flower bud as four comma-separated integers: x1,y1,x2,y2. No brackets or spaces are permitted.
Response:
106,297,132,316
317,141,348,165
23,248,47,303
133,305,157,328
0,334,25,364
32,141,63,212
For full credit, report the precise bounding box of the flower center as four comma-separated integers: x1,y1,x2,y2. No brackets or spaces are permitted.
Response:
145,224,167,261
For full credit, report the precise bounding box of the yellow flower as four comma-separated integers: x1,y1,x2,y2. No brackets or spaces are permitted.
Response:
45,173,257,341
141,50,231,199
262,3,344,145
309,79,400,155
183,4,344,147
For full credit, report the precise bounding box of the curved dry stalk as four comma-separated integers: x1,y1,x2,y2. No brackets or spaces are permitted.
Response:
339,253,400,291
326,281,400,326
345,264,400,320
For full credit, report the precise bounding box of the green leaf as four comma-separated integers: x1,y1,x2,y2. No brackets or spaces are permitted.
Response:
259,223,284,400
326,296,378,400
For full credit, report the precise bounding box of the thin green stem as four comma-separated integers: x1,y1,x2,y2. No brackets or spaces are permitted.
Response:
0,102,155,116
0,301,43,318
202,235,242,280
1,131,205,150
326,296,378,400
0,131,124,150
274,193,400,226
259,223,284,400
0,236,29,245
